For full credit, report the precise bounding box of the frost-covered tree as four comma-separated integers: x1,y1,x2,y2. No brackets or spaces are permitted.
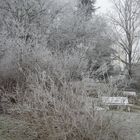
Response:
0,0,64,60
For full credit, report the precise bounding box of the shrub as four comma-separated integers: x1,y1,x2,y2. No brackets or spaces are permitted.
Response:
0,55,121,140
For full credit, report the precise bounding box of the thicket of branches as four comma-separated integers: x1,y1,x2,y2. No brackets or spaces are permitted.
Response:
0,0,139,140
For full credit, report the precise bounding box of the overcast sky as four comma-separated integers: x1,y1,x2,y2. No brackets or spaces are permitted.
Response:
58,0,113,14
96,0,113,14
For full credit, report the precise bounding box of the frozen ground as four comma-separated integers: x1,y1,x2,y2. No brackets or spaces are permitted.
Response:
0,110,140,140
108,111,140,140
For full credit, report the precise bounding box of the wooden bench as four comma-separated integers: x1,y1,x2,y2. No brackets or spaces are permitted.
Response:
101,97,130,111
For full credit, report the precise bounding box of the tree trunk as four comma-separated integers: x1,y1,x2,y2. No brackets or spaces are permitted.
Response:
128,51,132,78
0,96,3,114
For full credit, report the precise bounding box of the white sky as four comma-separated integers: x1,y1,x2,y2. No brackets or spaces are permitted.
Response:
96,0,113,14
58,0,113,14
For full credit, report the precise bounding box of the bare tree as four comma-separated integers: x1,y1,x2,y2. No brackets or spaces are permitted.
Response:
110,0,140,78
